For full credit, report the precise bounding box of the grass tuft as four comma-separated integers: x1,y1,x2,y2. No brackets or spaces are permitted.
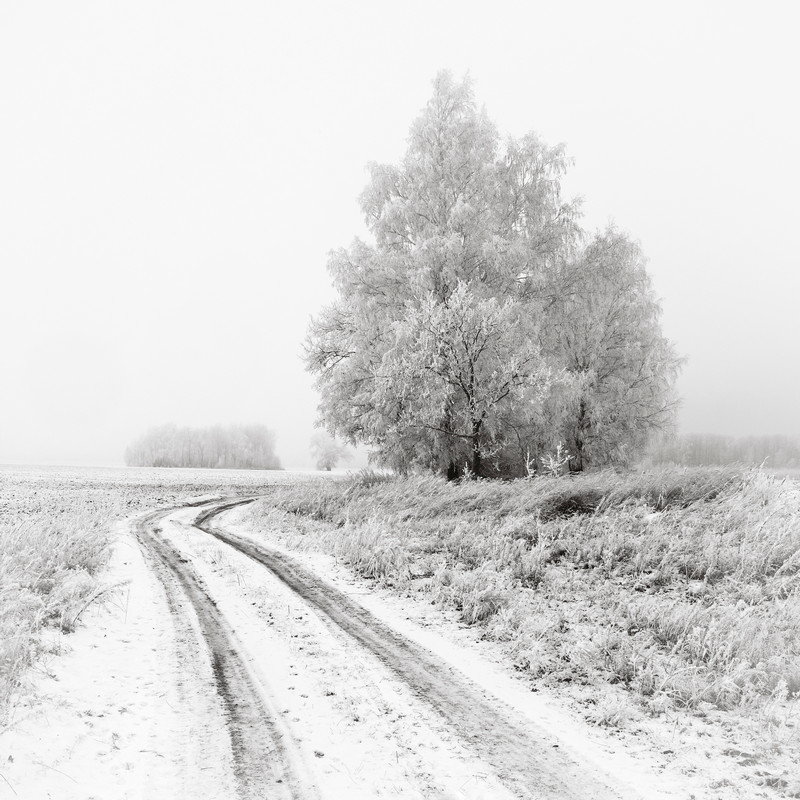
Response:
0,513,111,714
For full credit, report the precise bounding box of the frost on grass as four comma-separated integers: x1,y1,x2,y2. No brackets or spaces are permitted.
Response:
0,465,290,721
0,505,111,715
249,467,800,726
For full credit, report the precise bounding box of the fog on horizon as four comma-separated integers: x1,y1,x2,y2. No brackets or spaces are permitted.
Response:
1,1,798,469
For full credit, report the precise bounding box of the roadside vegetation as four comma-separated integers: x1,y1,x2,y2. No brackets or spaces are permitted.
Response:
0,466,278,723
0,500,113,716
250,467,800,726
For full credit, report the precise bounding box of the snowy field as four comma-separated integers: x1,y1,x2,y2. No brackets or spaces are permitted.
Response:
0,466,306,717
1,466,797,799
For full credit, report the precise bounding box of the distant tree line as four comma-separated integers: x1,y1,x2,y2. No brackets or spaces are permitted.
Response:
125,424,281,470
647,434,800,468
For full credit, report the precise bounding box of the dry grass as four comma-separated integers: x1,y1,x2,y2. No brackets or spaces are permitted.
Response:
0,464,289,722
0,509,113,713
249,467,800,718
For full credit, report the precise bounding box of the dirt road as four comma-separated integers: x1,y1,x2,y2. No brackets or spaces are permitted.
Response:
136,506,316,800
132,497,645,800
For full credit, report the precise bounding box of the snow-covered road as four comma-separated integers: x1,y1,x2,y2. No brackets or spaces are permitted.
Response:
1,498,699,799
193,499,620,799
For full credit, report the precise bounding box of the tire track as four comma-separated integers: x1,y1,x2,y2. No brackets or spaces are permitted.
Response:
196,499,627,800
135,506,316,800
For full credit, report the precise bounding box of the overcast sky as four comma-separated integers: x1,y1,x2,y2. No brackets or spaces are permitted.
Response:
1,1,797,468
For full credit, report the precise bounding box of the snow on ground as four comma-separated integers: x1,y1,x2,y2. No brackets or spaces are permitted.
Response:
222,502,791,800
0,518,238,800
218,506,715,800
2,504,520,799
0,489,771,800
163,503,520,799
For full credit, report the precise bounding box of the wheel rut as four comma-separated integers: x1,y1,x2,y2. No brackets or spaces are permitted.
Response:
135,506,315,800
195,499,626,800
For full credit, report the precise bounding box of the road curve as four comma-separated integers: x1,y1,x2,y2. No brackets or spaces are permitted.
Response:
135,505,317,800
196,498,627,800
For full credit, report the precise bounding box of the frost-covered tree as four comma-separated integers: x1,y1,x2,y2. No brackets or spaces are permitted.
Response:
125,424,281,469
307,72,575,477
306,71,679,476
541,229,682,470
310,432,351,471
375,283,553,476
354,74,579,304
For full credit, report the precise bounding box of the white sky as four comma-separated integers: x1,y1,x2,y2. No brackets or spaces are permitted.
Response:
1,1,798,468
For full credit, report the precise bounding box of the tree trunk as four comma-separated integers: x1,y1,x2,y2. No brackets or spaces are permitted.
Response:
471,419,482,477
571,399,587,472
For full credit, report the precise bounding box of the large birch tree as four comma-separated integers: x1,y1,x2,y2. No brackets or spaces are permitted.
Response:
306,72,679,476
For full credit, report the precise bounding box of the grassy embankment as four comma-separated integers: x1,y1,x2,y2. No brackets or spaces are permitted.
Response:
250,467,800,723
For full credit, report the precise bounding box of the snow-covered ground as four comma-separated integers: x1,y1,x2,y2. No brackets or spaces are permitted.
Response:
0,519,238,799
0,486,784,799
212,505,716,800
